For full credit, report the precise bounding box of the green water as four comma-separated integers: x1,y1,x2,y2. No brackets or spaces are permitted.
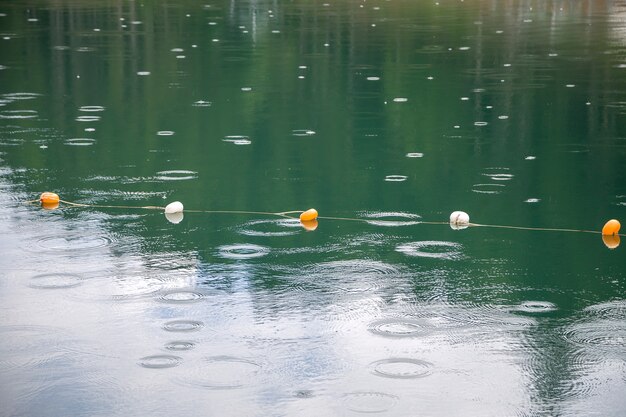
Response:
1,1,625,416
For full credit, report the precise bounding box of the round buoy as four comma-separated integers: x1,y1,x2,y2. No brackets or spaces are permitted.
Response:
449,211,470,225
164,201,184,214
300,208,318,222
602,234,620,250
300,219,318,231
40,192,60,205
602,219,621,236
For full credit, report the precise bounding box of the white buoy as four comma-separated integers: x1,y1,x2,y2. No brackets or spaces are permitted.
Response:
165,201,184,214
449,211,470,230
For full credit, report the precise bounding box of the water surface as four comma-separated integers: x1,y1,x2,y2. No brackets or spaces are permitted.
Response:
1,0,625,416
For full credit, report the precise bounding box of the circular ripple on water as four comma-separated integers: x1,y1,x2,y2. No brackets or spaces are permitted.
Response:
217,244,270,260
511,301,558,315
292,129,316,136
403,302,537,339
384,175,408,182
223,135,251,145
177,356,263,389
157,131,175,136
564,320,626,352
34,234,112,252
0,138,25,146
471,183,506,194
237,218,301,237
192,100,212,107
158,290,205,304
138,354,182,369
395,241,463,260
483,173,514,181
368,317,433,338
370,358,434,379
557,360,609,401
155,170,198,181
0,110,38,119
361,211,421,227
0,325,65,370
308,260,401,293
65,138,96,146
342,391,398,413
583,300,626,320
164,341,196,351
76,276,165,302
28,273,83,289
2,92,41,100
163,320,205,332
75,115,100,122
78,105,105,112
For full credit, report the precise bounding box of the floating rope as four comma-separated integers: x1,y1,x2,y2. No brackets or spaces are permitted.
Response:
28,192,623,248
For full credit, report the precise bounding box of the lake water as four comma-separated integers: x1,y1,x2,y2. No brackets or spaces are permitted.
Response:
1,0,625,416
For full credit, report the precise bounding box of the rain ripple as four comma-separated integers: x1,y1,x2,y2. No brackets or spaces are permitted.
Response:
65,138,96,146
0,110,38,119
217,244,270,260
360,211,421,227
157,290,205,304
401,302,537,339
72,275,165,302
33,234,112,253
395,240,463,260
162,320,205,332
369,317,433,338
292,129,316,136
583,300,626,319
510,301,558,315
78,105,105,112
176,355,263,389
164,341,196,351
564,300,626,355
75,115,100,122
2,92,41,100
306,259,402,293
564,320,626,352
223,135,251,145
138,354,182,369
370,358,433,379
154,170,198,181
342,391,398,413
384,175,407,182
237,218,301,237
472,183,506,194
0,325,66,370
28,272,83,289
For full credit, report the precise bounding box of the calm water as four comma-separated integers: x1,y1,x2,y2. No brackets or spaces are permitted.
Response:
1,0,626,416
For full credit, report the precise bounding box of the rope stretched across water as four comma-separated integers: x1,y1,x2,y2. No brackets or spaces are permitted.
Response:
27,195,624,238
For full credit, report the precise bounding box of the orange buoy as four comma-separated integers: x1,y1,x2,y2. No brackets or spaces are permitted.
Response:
602,219,621,236
300,219,318,231
300,208,318,222
40,192,60,205
602,234,620,250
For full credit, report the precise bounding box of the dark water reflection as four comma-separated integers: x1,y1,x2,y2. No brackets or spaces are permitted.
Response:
1,0,626,416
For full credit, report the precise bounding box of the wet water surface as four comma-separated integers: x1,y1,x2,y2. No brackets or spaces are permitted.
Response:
1,0,625,416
